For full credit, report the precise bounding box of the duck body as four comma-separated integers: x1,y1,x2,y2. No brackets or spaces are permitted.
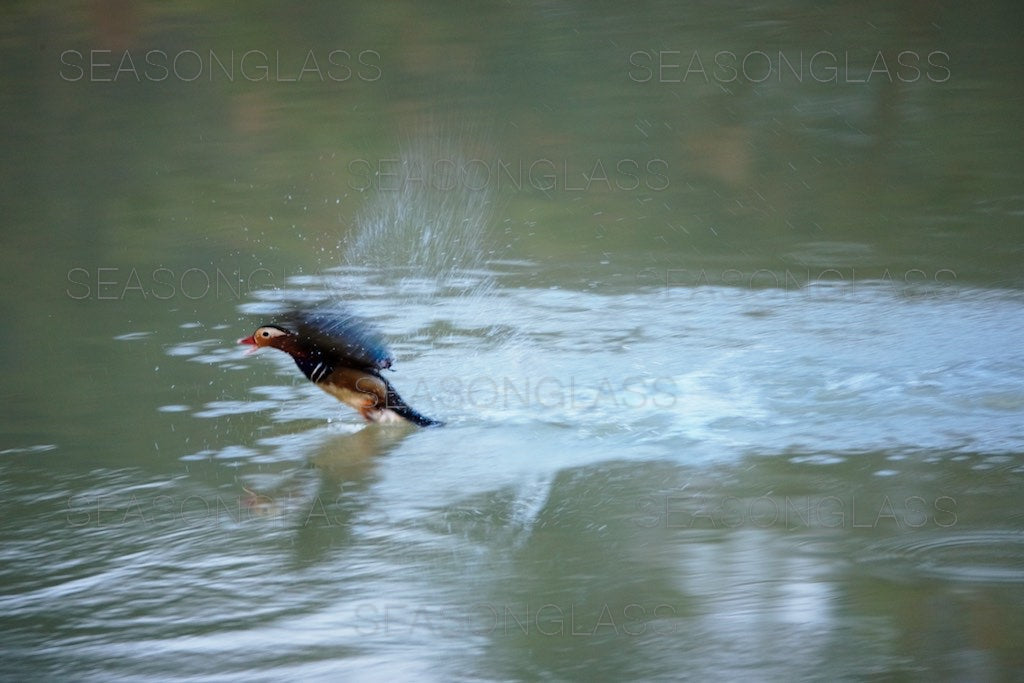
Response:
239,307,441,427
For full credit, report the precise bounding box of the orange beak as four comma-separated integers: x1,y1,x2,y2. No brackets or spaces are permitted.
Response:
238,335,260,355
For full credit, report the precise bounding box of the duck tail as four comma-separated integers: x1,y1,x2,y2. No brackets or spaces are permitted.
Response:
384,382,444,427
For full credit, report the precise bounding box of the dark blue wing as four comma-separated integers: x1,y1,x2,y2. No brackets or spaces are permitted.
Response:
282,305,394,371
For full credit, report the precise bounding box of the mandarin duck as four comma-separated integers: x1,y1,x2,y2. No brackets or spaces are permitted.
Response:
239,306,441,427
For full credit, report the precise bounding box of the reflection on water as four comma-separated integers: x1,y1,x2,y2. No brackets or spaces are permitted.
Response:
5,444,1024,679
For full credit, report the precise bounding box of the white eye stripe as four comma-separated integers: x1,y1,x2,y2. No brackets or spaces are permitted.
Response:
256,327,286,339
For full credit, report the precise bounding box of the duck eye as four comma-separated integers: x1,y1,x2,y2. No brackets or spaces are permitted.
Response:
261,330,270,338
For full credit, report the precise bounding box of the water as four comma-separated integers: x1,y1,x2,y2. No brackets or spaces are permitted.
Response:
3,3,1024,680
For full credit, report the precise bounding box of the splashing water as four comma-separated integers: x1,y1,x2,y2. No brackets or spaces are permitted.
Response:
344,122,499,286
324,120,525,367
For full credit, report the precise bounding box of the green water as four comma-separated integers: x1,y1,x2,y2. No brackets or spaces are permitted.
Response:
2,3,1024,680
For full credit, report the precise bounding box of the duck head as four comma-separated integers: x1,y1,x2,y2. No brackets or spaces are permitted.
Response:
237,325,292,355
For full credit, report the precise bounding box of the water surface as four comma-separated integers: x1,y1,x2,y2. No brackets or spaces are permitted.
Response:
2,2,1024,680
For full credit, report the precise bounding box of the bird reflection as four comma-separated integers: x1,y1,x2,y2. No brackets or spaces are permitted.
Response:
274,425,416,567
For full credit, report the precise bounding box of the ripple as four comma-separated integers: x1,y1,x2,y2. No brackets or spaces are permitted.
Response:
114,331,153,341
165,341,209,357
192,400,278,418
784,240,875,266
864,531,1024,584
0,444,57,455
180,445,261,461
788,454,846,466
157,404,190,413
165,338,244,366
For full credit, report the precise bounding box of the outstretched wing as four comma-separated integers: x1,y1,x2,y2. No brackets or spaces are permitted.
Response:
282,305,394,372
